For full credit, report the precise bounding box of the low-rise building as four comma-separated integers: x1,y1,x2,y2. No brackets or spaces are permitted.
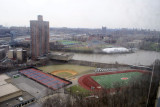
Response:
0,83,22,103
0,74,22,103
16,49,27,63
0,74,36,107
8,49,27,63
8,50,15,59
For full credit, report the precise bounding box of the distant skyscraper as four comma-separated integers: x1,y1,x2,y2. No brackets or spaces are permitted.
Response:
30,15,49,59
102,26,106,35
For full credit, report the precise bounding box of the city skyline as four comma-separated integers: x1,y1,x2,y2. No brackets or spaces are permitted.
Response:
0,0,160,30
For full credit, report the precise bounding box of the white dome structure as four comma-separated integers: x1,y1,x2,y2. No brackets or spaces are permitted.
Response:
102,47,129,53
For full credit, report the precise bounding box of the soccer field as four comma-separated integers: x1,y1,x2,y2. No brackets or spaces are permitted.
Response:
91,72,142,89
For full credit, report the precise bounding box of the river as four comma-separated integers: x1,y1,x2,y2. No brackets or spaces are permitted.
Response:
67,50,160,66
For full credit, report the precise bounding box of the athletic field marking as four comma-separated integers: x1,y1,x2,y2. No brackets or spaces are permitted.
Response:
121,77,129,80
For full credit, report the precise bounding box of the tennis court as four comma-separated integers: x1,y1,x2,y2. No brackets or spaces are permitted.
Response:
19,68,71,90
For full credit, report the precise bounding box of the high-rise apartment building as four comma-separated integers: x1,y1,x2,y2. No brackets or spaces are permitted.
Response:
30,15,49,59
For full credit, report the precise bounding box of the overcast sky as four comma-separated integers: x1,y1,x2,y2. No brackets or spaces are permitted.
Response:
0,0,160,30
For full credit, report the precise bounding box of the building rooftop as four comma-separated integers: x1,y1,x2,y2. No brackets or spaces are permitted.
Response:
0,74,22,102
0,74,10,82
0,83,21,97
0,81,7,86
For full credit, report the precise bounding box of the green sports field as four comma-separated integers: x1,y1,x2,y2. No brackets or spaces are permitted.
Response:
91,72,142,89
58,40,80,45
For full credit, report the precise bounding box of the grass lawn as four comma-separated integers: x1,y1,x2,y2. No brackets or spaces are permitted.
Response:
91,72,142,89
38,64,96,76
67,85,91,95
55,72,73,78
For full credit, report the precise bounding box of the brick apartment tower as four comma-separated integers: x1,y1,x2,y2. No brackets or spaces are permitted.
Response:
30,15,49,59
